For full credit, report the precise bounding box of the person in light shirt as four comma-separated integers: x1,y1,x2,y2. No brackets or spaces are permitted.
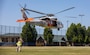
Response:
16,38,23,52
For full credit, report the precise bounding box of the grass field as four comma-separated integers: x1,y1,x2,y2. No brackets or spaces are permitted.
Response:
0,46,90,55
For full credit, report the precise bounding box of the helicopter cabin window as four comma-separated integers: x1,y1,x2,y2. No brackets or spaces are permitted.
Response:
52,20,57,26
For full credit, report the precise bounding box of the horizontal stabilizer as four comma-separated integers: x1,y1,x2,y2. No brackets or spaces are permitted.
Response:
16,19,25,22
16,18,34,22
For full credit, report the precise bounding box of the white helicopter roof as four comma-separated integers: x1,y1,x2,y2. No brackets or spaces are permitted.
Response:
39,16,57,20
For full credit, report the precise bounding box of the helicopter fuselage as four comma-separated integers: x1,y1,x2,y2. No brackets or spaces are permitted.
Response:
28,17,63,30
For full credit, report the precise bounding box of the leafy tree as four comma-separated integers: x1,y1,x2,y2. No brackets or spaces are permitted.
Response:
43,28,54,44
72,35,78,43
21,22,37,43
84,36,88,43
76,24,86,43
66,23,77,43
85,26,90,43
66,23,87,45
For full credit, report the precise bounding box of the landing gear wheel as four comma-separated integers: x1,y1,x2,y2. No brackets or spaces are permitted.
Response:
57,28,60,31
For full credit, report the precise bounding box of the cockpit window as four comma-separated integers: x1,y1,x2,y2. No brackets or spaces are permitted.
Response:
41,18,50,20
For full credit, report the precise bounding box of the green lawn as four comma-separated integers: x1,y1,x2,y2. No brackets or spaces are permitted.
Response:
0,46,90,55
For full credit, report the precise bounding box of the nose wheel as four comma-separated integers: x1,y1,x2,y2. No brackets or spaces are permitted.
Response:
57,28,60,31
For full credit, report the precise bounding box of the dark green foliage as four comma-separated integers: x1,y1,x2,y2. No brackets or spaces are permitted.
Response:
66,23,77,42
43,28,54,44
21,22,37,42
76,24,86,43
66,23,87,44
85,26,90,43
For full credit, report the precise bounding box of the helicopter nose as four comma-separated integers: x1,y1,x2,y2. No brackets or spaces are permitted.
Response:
60,23,63,28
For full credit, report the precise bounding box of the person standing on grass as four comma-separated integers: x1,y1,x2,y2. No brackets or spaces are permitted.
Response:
16,38,23,52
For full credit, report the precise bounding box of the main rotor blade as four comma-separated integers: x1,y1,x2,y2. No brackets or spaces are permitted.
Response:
25,10,30,15
25,9,47,15
24,4,26,8
55,7,75,14
65,16,77,18
19,4,23,8
33,16,46,18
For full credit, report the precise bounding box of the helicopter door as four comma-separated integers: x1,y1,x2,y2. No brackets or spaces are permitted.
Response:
45,19,52,26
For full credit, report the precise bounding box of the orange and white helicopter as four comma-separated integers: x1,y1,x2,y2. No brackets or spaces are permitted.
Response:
17,5,75,30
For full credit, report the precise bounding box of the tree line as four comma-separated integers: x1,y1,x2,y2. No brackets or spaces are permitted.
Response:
21,22,90,46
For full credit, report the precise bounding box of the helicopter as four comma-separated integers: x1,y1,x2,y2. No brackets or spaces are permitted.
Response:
17,5,75,30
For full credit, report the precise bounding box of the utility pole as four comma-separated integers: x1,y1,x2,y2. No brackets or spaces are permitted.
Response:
67,20,69,29
65,16,77,29
79,14,85,25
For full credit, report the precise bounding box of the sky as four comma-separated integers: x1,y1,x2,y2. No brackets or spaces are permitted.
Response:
0,0,90,35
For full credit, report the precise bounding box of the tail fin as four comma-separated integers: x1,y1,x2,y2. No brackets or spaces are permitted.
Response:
21,8,28,20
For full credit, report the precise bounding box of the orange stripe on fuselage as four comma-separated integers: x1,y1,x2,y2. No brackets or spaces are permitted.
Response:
25,18,34,22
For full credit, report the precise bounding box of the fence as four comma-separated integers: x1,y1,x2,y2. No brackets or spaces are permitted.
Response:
0,25,21,35
0,25,66,35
